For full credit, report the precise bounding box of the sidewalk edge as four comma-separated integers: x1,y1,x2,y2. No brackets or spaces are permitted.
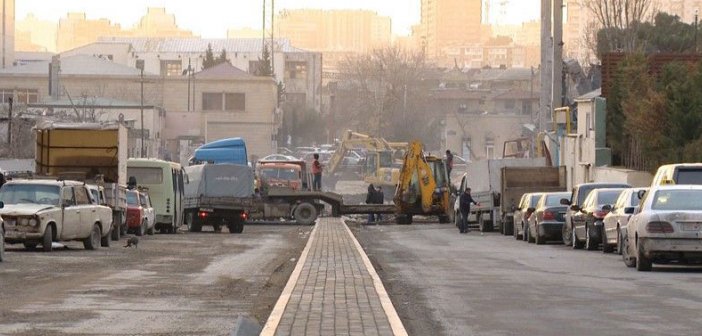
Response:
343,221,409,336
260,223,319,336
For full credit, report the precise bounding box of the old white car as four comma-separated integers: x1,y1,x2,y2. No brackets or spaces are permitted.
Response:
621,185,702,271
0,209,5,262
0,180,113,252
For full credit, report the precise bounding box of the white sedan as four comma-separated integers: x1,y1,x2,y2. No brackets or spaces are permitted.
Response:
621,185,702,271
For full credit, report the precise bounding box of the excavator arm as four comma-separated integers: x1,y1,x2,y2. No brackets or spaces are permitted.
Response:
326,130,399,174
394,141,437,213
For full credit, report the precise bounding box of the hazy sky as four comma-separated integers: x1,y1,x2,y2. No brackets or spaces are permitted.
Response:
16,0,540,38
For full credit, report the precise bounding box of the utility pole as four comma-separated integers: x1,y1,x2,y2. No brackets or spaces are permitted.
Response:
140,67,145,158
186,58,192,112
540,0,553,132
695,9,699,53
553,0,564,111
7,97,12,146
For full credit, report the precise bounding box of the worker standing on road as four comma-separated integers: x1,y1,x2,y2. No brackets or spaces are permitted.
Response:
312,153,323,191
446,150,454,176
366,184,377,223
459,187,479,234
375,186,385,222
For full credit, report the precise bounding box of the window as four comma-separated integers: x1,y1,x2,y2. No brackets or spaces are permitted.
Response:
202,93,223,111
160,60,182,77
128,167,164,184
126,191,138,206
140,193,148,207
285,61,307,79
74,187,90,205
62,187,76,207
485,137,495,159
225,93,246,111
0,89,38,104
522,100,532,115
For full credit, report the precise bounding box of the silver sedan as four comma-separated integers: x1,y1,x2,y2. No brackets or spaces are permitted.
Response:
621,185,702,271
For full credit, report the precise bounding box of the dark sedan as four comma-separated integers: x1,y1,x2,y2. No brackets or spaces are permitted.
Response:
526,192,571,244
570,188,626,250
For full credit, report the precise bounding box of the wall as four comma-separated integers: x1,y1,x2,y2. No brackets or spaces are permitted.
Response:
444,113,533,161
594,167,653,187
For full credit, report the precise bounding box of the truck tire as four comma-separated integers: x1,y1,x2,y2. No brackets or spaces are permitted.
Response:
83,224,101,250
294,203,318,225
111,213,121,241
396,214,413,225
228,220,244,234
101,227,111,247
42,225,53,252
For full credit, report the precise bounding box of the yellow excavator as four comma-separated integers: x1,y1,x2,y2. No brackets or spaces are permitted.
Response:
325,130,407,192
393,140,452,224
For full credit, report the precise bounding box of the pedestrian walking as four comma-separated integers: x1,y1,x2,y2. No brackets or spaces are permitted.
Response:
446,150,454,176
366,184,377,223
375,186,384,222
312,153,323,191
459,187,479,234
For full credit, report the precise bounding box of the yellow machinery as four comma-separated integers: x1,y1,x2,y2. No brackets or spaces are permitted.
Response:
393,141,452,224
326,130,407,191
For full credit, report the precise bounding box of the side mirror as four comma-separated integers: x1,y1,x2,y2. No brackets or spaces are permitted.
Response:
602,204,612,211
570,204,580,211
560,198,571,205
624,207,635,214
637,190,647,200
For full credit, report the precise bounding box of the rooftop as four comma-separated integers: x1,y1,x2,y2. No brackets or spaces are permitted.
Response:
96,37,308,54
0,54,155,76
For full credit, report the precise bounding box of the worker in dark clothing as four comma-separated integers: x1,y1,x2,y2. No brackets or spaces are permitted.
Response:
459,187,479,234
366,184,377,223
375,186,384,222
446,150,454,176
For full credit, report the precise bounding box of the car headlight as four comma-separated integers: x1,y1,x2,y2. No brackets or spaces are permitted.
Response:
29,218,38,227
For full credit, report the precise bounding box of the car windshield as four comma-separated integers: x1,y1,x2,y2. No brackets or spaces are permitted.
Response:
261,168,299,180
0,184,61,206
545,193,570,206
598,190,623,205
651,190,702,210
126,192,139,206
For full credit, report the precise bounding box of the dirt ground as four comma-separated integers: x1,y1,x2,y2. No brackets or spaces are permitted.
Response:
0,224,311,336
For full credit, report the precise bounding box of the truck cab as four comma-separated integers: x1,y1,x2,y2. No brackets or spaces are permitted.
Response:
257,160,308,192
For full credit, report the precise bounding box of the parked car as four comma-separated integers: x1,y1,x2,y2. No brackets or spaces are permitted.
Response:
85,184,116,239
513,192,543,241
561,183,631,247
602,188,647,254
651,163,702,186
0,180,113,251
621,185,702,271
126,190,155,236
0,211,5,262
526,192,570,244
569,187,626,250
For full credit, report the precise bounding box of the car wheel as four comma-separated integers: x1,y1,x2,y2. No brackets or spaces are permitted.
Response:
83,224,101,250
535,225,544,245
622,233,636,267
562,222,573,246
585,224,597,251
111,222,121,241
136,220,145,236
602,227,614,253
527,226,535,243
513,221,520,240
572,228,584,249
101,227,111,247
616,227,623,255
636,238,653,272
42,225,53,252
23,242,38,250
522,223,528,241
147,222,155,235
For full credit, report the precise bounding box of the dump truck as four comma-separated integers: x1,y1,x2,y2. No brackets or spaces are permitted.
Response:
184,163,253,233
35,121,129,241
455,158,567,233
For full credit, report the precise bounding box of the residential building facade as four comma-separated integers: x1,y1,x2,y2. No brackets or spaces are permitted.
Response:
418,0,483,65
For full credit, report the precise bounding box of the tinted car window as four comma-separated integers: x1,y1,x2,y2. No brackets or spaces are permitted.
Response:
545,193,570,206
598,190,623,206
577,186,595,205
675,168,702,185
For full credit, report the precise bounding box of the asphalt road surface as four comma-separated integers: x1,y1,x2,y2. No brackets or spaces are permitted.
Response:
0,224,311,336
353,223,702,336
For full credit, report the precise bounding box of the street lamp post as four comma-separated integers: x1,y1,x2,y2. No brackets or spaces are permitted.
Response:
140,67,145,158
695,9,699,53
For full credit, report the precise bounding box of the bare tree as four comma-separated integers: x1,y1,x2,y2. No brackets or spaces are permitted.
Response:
584,0,657,55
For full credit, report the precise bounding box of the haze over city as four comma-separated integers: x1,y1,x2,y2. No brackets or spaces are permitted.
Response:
16,0,541,37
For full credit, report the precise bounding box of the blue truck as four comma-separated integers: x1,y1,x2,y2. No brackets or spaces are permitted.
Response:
189,138,248,166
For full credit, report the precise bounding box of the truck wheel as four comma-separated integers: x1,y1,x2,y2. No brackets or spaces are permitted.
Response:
395,214,412,225
111,221,121,241
228,220,244,234
294,203,318,225
24,242,38,250
438,215,450,224
213,223,223,233
136,221,145,236
83,224,101,250
147,223,155,235
42,225,53,252
101,227,111,247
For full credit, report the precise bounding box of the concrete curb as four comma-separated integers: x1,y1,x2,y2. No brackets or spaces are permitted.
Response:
343,220,409,336
260,223,319,336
